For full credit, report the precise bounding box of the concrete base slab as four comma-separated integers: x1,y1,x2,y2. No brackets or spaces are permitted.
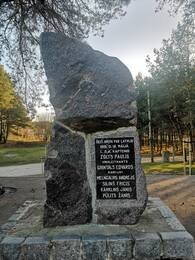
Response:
0,198,194,260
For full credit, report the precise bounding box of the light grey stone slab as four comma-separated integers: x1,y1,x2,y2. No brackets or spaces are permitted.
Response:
133,232,161,260
166,217,186,231
160,231,194,259
1,198,194,260
1,222,16,233
0,236,24,260
51,236,81,260
8,214,21,222
107,235,133,260
158,205,177,218
19,237,49,260
86,127,148,224
158,206,175,218
149,197,166,208
82,235,107,260
0,234,4,243
158,205,186,231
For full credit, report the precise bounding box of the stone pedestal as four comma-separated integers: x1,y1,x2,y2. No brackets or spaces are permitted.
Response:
85,127,147,224
0,198,194,260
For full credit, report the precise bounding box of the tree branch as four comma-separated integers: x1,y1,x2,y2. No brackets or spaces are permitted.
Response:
0,0,14,6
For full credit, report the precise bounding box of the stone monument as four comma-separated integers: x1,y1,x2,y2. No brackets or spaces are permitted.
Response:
0,32,194,260
40,32,148,227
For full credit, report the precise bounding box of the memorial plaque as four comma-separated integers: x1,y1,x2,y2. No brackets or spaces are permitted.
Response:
95,137,136,200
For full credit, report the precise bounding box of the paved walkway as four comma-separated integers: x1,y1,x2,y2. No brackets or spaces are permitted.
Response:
0,163,43,177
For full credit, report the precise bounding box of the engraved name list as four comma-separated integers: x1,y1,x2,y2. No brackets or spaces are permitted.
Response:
95,137,136,200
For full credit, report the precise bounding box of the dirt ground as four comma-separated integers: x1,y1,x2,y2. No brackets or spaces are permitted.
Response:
147,174,195,238
0,174,195,238
0,176,46,226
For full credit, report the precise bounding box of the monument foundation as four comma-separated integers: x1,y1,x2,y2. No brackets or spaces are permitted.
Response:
0,198,194,260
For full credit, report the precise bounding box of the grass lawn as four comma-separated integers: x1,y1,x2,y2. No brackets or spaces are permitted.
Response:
0,146,46,166
0,146,195,176
142,161,195,175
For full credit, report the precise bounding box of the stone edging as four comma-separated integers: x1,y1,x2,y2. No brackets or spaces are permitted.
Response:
0,198,194,260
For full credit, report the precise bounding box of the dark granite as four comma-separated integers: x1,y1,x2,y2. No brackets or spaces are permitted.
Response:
51,237,81,260
107,235,133,260
40,32,136,132
0,236,24,260
43,123,92,227
40,32,147,227
82,235,107,260
19,237,49,260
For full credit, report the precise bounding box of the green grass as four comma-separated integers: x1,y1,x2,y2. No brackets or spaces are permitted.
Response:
0,146,194,176
0,146,46,166
142,161,195,175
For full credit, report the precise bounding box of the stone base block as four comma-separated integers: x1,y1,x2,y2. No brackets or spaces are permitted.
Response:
43,123,92,227
0,198,194,260
86,127,148,224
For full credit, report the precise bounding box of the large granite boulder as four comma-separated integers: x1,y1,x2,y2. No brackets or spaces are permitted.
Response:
41,32,137,132
40,32,147,227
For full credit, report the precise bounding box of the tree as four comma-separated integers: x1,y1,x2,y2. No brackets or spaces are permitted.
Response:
0,65,30,143
135,73,148,135
146,19,195,137
0,0,193,111
33,111,54,142
0,0,131,110
136,12,195,157
156,0,195,14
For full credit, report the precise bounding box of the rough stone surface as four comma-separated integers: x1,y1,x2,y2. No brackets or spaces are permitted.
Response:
0,236,24,260
51,236,81,260
0,234,4,243
1,222,16,233
86,127,147,224
82,235,107,260
40,32,147,227
0,198,194,260
107,235,133,260
41,32,136,132
19,237,49,260
133,232,161,259
160,231,194,259
43,123,92,227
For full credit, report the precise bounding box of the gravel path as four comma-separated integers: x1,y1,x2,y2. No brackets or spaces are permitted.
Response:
147,174,195,238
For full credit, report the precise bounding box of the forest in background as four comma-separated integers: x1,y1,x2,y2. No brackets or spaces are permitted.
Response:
0,0,194,163
135,9,195,162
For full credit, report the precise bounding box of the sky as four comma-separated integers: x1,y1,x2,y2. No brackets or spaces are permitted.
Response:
88,0,180,78
38,0,181,114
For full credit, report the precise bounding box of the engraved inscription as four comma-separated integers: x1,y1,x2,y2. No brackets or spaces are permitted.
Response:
95,137,136,199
